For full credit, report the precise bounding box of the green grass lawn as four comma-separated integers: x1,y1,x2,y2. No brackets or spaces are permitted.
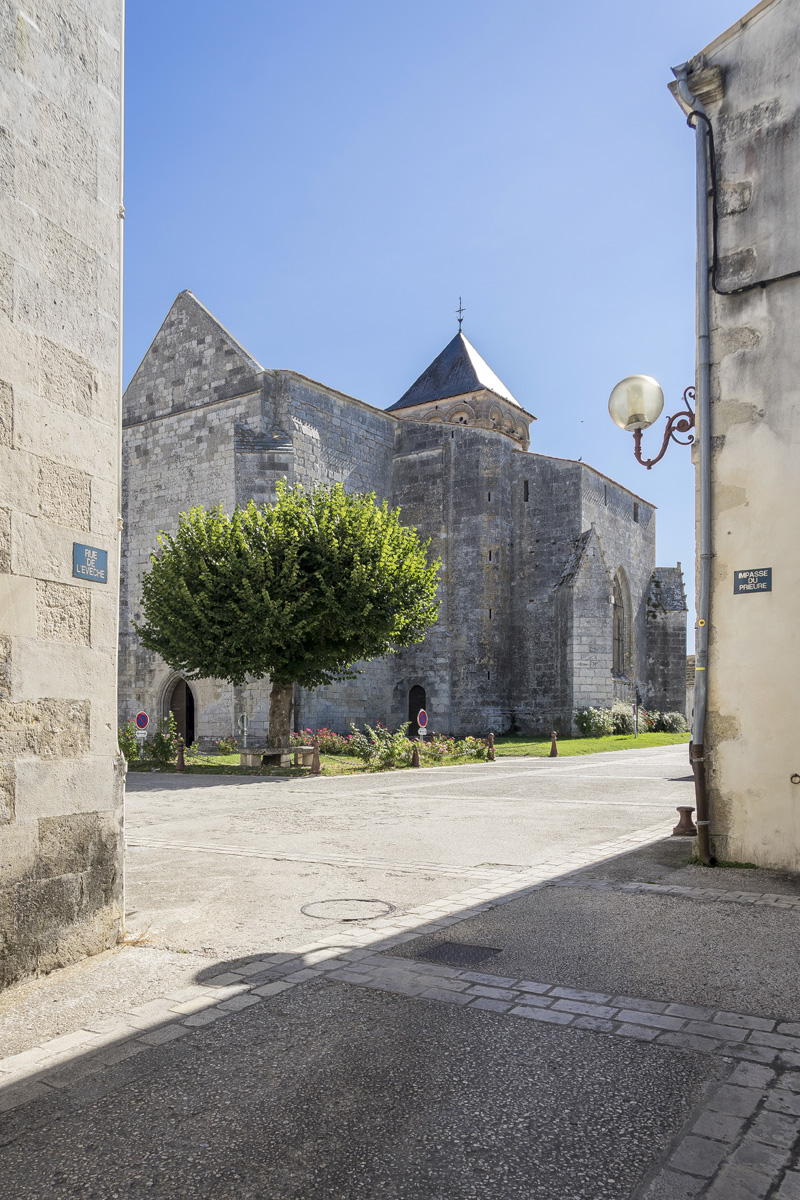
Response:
126,731,690,778
494,732,691,757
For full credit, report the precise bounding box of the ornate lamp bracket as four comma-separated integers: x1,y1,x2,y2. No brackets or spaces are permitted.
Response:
633,387,696,469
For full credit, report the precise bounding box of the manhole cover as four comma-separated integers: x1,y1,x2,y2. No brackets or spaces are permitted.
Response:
419,942,503,967
300,898,396,922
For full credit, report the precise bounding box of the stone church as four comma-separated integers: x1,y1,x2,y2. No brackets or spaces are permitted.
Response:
119,291,687,743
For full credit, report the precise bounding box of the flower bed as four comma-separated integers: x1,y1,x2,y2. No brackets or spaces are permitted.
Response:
289,723,490,768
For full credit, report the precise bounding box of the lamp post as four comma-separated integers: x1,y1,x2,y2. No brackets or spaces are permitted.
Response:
608,375,695,469
608,371,714,867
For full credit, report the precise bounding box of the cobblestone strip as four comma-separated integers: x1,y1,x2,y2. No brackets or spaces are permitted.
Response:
553,877,800,911
125,838,515,880
4,945,800,1113
633,1062,800,1199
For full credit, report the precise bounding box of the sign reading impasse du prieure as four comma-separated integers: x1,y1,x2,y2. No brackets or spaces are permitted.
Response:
734,567,772,594
72,543,108,583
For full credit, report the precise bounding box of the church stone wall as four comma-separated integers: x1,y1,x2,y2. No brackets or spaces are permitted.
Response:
507,456,583,733
579,467,657,700
118,293,686,745
644,567,689,716
120,293,267,740
389,422,516,736
271,372,398,734
267,372,395,499
0,0,124,988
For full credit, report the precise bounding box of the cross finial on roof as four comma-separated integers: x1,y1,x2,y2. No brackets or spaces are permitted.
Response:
456,297,465,331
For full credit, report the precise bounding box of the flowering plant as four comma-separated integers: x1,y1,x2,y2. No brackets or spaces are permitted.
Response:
290,727,356,755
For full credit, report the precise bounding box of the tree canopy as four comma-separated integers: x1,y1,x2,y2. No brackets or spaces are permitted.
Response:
134,482,441,693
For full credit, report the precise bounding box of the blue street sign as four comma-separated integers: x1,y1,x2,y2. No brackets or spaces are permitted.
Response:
733,567,772,594
73,543,108,583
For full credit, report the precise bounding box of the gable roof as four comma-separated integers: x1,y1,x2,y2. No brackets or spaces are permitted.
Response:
387,331,520,411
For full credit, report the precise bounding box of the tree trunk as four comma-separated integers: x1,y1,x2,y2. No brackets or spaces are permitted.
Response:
268,682,293,748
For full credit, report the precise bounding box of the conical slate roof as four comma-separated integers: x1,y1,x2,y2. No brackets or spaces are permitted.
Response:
387,331,520,412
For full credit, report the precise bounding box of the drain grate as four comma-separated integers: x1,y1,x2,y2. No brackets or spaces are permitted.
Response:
418,942,503,967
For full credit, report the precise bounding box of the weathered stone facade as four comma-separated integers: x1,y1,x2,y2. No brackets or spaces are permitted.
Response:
672,0,800,870
0,0,125,987
120,292,686,743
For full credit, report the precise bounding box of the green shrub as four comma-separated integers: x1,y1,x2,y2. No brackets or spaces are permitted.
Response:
367,722,413,768
574,707,614,737
610,701,635,735
215,736,238,754
151,713,179,764
348,722,414,767
454,736,490,760
637,708,658,732
654,711,688,733
118,720,140,762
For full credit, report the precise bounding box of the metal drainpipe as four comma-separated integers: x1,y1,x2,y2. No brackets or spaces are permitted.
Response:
671,63,714,866
117,0,128,925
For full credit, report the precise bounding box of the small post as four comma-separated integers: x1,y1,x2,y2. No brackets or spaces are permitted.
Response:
549,731,558,757
311,736,321,776
411,743,420,768
175,736,185,773
487,732,495,762
672,806,697,837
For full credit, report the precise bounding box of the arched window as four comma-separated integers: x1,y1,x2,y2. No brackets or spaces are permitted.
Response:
612,575,627,677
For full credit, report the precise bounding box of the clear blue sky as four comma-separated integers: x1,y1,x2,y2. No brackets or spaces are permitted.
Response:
124,0,749,634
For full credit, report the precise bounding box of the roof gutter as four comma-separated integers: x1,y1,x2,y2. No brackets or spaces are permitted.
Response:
670,62,715,866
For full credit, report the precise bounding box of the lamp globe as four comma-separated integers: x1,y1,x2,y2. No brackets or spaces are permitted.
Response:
608,375,665,432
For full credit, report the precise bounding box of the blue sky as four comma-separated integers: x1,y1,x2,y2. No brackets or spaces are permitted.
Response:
124,0,750,632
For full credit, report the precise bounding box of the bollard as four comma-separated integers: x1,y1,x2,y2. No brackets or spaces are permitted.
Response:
672,806,697,837
411,743,420,768
175,737,185,773
311,737,321,776
487,732,495,762
549,731,558,758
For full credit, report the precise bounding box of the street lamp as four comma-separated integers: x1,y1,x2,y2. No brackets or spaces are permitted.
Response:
608,375,696,469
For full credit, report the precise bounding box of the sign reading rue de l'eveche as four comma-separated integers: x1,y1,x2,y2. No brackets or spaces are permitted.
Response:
734,567,772,594
72,543,108,583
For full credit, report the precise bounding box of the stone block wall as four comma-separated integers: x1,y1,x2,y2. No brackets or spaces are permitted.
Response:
644,566,688,714
0,0,124,989
387,421,516,736
120,293,266,739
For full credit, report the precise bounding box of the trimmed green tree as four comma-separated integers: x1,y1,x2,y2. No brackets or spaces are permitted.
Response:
134,482,441,747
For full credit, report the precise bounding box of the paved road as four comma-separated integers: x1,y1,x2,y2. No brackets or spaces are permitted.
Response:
3,744,800,1199
124,745,692,958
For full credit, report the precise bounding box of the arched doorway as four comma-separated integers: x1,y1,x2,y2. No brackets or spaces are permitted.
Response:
169,678,195,746
408,685,426,738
